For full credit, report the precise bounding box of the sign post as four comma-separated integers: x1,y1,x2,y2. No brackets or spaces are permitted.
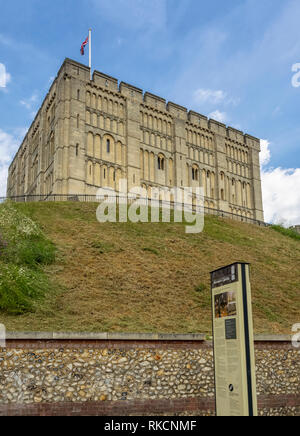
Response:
210,262,258,416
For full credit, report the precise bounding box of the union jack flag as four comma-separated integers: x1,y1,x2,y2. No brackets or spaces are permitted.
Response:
80,36,89,56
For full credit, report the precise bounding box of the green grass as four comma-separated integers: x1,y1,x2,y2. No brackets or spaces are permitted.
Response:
0,201,299,334
270,225,300,241
0,264,50,315
89,241,117,254
0,202,56,314
4,237,56,267
194,283,208,293
142,247,160,256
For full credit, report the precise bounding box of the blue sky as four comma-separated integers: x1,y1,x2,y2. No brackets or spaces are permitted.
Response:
0,0,300,224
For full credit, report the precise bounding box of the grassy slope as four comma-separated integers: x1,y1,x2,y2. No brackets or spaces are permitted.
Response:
1,202,299,334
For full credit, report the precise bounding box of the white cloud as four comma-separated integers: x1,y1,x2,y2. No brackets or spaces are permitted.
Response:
193,90,239,121
0,167,9,197
208,110,228,124
261,139,300,226
20,93,38,111
260,139,271,166
194,89,227,105
0,63,11,90
0,129,26,197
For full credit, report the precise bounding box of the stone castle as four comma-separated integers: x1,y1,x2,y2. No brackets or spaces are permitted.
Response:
7,58,264,222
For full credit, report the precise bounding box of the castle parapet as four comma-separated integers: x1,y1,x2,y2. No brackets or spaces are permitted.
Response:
188,111,209,129
244,134,260,151
226,127,245,143
208,118,227,136
93,70,118,91
167,102,187,120
144,92,166,111
119,82,143,101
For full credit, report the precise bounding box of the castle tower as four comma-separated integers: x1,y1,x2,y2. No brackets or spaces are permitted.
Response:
7,58,264,222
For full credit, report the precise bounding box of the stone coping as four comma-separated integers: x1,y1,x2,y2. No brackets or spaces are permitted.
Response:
3,332,292,342
4,332,206,341
254,334,292,342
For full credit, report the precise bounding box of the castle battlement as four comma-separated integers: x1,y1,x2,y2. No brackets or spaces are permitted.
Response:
61,58,260,144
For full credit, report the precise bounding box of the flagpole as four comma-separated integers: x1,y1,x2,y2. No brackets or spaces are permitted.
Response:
89,28,92,81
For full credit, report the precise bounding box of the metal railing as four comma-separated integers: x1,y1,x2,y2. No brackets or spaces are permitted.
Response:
0,194,269,227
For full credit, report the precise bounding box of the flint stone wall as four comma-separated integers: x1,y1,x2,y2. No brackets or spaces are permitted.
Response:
0,333,299,416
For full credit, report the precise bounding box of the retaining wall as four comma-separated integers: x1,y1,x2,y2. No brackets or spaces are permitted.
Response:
0,333,299,416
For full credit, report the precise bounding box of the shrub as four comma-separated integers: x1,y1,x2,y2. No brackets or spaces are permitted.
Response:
0,202,41,241
0,202,56,314
0,202,56,268
0,232,8,257
4,237,56,268
0,264,48,314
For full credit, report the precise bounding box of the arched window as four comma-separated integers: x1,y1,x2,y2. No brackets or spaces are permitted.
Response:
192,165,199,181
158,155,165,171
76,144,79,156
77,89,80,100
107,139,111,154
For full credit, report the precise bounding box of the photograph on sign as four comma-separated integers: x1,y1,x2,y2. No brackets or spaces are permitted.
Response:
214,291,237,319
211,264,238,289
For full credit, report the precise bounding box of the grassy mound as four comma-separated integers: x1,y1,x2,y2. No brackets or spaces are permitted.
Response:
0,202,299,334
